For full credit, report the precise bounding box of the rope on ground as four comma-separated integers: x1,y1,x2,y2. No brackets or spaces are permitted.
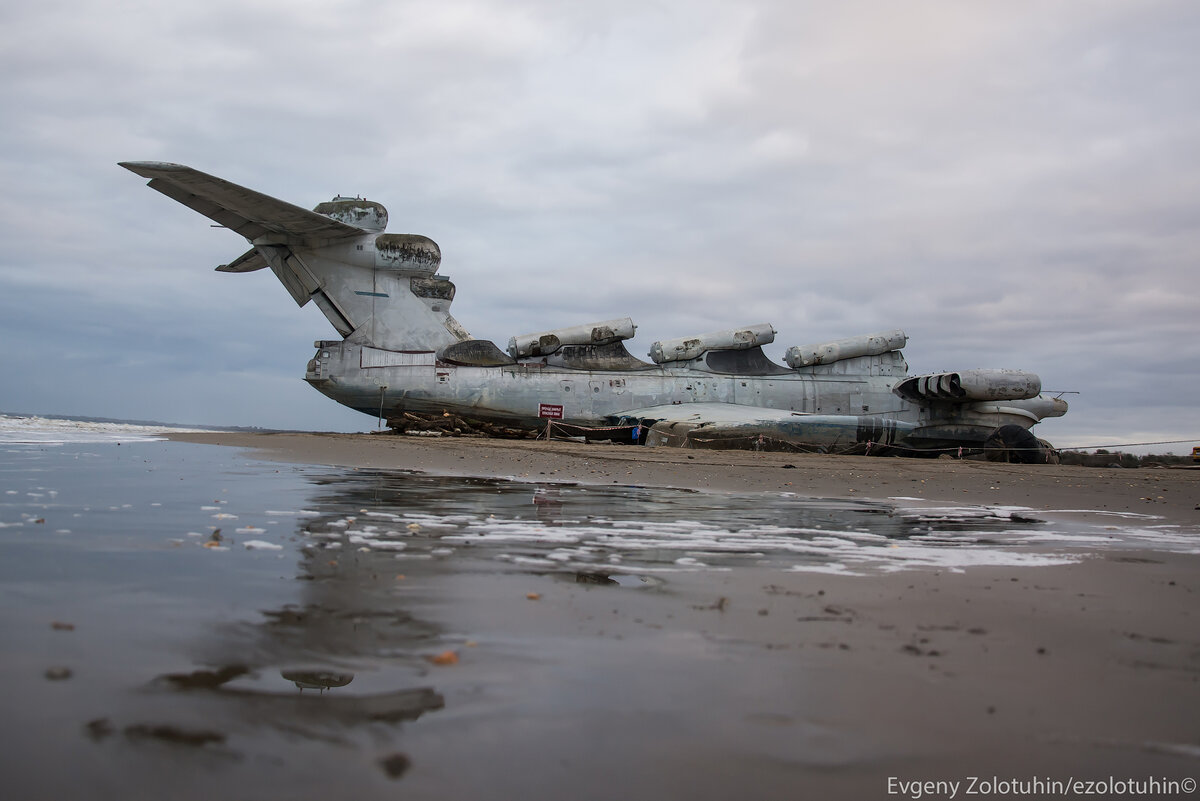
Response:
537,421,1200,455
1054,438,1200,451
539,420,641,442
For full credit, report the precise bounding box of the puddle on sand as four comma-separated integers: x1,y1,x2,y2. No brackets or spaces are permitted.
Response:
289,469,1198,577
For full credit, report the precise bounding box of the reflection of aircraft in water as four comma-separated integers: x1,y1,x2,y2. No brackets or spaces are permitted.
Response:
281,670,355,693
140,493,449,747
122,162,1067,460
159,664,443,726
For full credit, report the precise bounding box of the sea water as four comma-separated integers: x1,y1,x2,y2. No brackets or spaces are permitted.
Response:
0,417,1195,799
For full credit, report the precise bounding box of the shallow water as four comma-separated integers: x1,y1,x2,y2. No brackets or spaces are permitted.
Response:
1,436,1195,799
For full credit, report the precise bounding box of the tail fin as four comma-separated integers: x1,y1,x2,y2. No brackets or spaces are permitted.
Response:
122,162,469,351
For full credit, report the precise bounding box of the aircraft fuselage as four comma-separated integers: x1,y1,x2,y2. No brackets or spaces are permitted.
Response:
121,161,1068,458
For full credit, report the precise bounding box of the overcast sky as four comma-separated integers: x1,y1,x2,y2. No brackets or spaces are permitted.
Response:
1,0,1197,452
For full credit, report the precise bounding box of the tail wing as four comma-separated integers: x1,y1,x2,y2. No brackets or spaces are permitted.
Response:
119,161,364,244
217,247,268,273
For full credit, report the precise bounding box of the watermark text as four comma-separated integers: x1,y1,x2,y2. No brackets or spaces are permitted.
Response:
887,775,1196,799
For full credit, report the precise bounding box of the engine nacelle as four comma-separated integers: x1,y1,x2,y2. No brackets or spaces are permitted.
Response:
893,368,1042,403
312,196,388,232
375,233,441,272
508,317,637,358
649,323,776,364
785,329,907,368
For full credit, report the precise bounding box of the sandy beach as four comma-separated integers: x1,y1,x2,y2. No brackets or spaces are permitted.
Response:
154,430,1200,797
172,430,1200,525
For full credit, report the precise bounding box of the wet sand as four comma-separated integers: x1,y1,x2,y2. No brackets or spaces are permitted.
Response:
172,431,1200,525
166,431,1200,795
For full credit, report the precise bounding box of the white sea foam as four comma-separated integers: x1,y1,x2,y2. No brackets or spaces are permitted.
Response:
299,496,1200,575
0,414,218,444
243,540,283,550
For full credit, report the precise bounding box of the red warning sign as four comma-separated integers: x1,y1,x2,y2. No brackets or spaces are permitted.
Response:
538,403,564,419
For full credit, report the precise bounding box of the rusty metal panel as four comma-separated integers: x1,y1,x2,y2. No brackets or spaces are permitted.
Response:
375,234,440,271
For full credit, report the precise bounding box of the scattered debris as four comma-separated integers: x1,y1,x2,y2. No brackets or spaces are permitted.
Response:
575,573,617,585
84,718,114,741
379,752,412,779
388,410,536,440
162,665,250,690
44,667,73,681
425,650,458,666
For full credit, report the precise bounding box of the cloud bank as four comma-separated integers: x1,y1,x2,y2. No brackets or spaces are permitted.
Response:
1,0,1197,450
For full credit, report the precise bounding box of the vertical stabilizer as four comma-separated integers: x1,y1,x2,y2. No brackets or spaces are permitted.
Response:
121,161,469,351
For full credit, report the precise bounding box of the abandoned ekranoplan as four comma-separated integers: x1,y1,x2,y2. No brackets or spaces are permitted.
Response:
121,162,1067,460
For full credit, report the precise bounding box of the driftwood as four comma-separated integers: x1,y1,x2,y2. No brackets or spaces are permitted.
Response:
383,411,538,439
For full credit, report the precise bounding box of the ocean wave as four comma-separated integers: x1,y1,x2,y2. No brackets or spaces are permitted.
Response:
0,414,216,444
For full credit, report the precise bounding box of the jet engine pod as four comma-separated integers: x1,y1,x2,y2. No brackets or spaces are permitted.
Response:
313,196,388,232
893,368,1042,403
508,317,637,358
785,329,907,368
649,323,776,364
375,234,441,272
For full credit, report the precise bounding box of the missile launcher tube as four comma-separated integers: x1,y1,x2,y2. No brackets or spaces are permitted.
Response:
508,317,637,358
649,323,776,364
785,329,907,368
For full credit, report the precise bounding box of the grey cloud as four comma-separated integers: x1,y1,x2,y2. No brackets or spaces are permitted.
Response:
1,0,1197,450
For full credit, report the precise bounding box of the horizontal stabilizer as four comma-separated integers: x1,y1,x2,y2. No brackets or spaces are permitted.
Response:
119,161,365,244
216,247,268,273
